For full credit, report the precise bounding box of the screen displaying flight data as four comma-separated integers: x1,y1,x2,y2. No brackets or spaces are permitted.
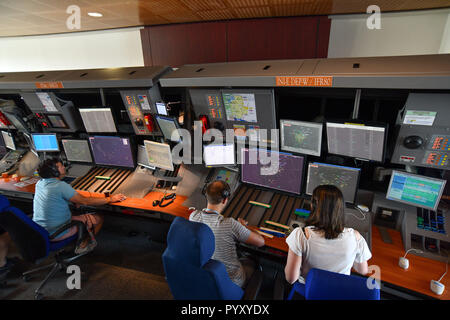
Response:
326,122,386,161
386,170,446,211
79,108,117,133
306,162,361,204
144,140,174,171
137,145,155,170
156,102,168,116
204,144,235,166
62,139,93,163
154,115,181,142
89,136,134,168
1,131,15,150
281,120,323,156
240,148,304,195
31,133,59,152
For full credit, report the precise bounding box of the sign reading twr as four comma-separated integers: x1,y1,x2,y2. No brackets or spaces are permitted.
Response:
276,76,333,87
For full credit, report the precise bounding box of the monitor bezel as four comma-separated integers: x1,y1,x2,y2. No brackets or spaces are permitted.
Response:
61,138,94,164
154,114,181,142
143,140,174,172
88,135,135,169
325,119,388,162
79,107,118,133
1,130,16,151
386,170,447,211
280,119,323,157
305,161,361,204
203,143,236,167
239,147,306,196
44,113,70,129
31,133,60,152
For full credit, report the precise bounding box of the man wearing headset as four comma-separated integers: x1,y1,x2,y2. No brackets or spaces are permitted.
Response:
189,180,265,288
33,159,126,254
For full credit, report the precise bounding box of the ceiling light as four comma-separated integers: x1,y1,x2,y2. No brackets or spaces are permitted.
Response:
88,12,103,17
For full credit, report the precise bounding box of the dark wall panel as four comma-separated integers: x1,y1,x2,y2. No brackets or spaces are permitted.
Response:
227,17,319,62
148,22,227,67
141,16,331,67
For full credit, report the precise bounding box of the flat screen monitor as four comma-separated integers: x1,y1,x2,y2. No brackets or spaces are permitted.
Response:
79,108,117,133
326,121,386,162
88,136,134,168
46,114,69,129
156,102,168,116
386,170,446,211
137,145,155,170
240,148,304,195
306,162,361,204
204,144,235,167
154,115,181,142
0,132,6,157
1,131,15,150
62,139,93,163
280,120,322,156
144,140,174,171
31,133,59,152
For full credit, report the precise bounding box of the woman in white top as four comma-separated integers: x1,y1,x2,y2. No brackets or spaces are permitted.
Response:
285,185,372,284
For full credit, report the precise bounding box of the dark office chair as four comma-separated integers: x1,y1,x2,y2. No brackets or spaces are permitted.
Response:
0,195,87,300
287,268,380,300
162,217,263,300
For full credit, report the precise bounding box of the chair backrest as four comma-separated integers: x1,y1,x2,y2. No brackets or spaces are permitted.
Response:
305,268,380,300
162,217,244,300
0,195,50,262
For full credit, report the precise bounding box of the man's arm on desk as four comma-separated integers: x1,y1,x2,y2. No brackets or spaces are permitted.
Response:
238,218,265,247
70,192,127,206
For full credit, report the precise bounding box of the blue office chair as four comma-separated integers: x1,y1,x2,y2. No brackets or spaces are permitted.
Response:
287,268,380,300
162,217,263,300
0,195,86,300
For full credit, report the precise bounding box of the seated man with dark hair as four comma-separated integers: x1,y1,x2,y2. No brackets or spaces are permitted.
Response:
33,159,126,254
189,180,265,288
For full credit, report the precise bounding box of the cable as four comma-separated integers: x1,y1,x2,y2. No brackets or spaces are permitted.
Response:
403,248,423,258
347,205,366,221
437,255,449,282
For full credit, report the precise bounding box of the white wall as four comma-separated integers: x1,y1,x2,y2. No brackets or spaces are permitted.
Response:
0,27,144,72
328,9,450,58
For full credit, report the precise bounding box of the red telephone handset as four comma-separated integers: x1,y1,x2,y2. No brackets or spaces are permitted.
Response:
0,111,11,126
144,114,154,132
199,115,209,134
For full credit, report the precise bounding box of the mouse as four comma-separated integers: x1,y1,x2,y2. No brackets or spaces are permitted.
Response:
398,257,409,270
430,280,445,295
403,135,423,149
357,204,369,212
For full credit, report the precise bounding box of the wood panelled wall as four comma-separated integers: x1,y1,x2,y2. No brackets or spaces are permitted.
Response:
140,16,331,67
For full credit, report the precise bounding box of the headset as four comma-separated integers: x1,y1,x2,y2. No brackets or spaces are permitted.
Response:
38,159,60,178
203,180,231,203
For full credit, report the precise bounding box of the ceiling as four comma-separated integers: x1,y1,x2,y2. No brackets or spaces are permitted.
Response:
1,0,450,37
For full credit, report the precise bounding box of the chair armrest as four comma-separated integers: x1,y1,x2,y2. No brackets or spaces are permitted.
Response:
273,270,286,300
242,268,263,300
49,221,84,240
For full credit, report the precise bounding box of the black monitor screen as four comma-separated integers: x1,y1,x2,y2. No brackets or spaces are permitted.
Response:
88,136,134,168
240,148,304,195
326,121,386,161
306,162,361,203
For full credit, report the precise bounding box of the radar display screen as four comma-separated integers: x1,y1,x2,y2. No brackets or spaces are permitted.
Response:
62,139,93,163
386,170,446,211
143,140,174,171
89,136,134,168
280,120,322,156
306,162,361,203
240,148,304,195
326,122,386,162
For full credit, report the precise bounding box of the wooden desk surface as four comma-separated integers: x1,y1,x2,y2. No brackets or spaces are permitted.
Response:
2,176,448,299
370,226,449,300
